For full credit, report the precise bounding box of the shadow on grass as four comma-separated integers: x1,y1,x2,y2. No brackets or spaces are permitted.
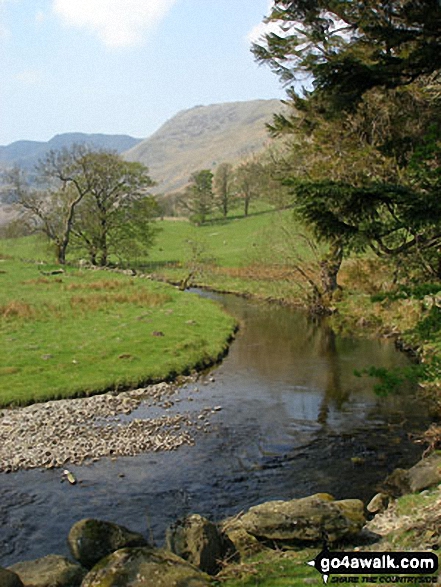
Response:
200,207,289,227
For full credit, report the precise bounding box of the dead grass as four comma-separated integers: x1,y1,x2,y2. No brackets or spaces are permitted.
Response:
69,291,171,311
0,301,37,320
213,264,311,282
0,366,20,375
415,424,441,456
66,279,134,291
366,483,441,553
22,278,63,286
339,258,396,294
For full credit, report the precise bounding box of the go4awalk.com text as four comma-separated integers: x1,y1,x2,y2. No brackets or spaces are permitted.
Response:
307,549,439,584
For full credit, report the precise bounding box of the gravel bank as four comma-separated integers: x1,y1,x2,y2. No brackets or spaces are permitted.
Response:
0,378,217,473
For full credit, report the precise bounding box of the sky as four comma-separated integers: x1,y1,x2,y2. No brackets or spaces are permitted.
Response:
0,0,286,146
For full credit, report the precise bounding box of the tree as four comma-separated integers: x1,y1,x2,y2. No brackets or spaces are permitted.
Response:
234,157,263,217
7,146,158,265
213,162,234,217
180,170,214,224
252,0,441,303
70,151,157,265
253,0,441,112
7,145,92,264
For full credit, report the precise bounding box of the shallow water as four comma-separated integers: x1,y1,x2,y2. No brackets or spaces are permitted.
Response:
0,291,431,566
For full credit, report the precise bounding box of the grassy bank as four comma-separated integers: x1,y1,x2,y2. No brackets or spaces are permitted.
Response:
0,254,236,407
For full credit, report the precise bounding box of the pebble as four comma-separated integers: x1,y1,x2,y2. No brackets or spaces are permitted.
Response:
0,377,218,473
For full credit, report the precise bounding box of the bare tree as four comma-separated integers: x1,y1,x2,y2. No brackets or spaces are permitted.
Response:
7,145,91,264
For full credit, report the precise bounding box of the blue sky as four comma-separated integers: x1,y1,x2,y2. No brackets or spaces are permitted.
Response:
0,0,285,145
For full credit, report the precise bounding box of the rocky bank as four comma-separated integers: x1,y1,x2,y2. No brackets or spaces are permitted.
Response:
1,493,367,586
2,448,441,585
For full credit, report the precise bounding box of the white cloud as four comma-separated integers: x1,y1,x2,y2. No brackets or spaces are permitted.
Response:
16,69,43,85
52,0,178,48
247,19,282,45
35,10,46,25
246,1,279,45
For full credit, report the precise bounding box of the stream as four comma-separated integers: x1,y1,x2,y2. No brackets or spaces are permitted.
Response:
0,290,432,566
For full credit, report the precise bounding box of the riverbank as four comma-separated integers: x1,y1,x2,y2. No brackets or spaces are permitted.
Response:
0,376,225,473
3,469,441,586
0,256,237,407
1,232,438,587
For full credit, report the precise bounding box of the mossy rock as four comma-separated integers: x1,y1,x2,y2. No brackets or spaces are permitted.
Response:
7,554,86,587
166,513,236,575
68,518,148,569
239,493,365,543
219,517,265,559
81,546,212,586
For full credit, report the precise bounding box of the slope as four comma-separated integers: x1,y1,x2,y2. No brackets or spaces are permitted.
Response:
124,99,283,194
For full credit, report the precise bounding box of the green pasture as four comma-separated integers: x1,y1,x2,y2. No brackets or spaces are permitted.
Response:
0,256,235,406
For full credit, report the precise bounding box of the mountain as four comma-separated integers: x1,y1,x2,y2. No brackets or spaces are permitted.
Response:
0,133,143,170
124,99,283,194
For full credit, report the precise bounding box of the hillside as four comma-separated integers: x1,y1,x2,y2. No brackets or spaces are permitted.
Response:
0,133,142,170
124,99,283,194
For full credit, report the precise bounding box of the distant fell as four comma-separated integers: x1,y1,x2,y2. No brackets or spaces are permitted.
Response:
124,99,283,194
0,133,142,170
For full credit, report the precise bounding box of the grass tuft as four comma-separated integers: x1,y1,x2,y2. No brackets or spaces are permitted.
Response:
1,300,37,320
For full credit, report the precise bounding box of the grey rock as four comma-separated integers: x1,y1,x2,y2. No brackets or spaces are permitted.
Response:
8,554,86,587
166,513,235,575
81,546,211,586
381,454,441,497
367,492,389,514
408,453,441,493
68,518,148,569
239,493,365,543
219,516,264,558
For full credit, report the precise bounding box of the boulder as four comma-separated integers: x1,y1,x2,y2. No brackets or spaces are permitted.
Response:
381,454,441,497
408,453,441,493
219,516,264,558
239,493,365,543
0,567,24,587
68,518,148,569
367,492,389,515
380,468,411,497
7,554,86,587
166,513,235,575
81,546,211,587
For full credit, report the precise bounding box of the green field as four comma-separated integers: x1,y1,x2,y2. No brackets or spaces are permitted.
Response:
0,254,236,406
140,208,318,304
0,208,311,406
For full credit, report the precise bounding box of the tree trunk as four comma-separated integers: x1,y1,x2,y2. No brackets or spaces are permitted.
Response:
320,240,343,298
56,243,66,265
244,195,250,217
